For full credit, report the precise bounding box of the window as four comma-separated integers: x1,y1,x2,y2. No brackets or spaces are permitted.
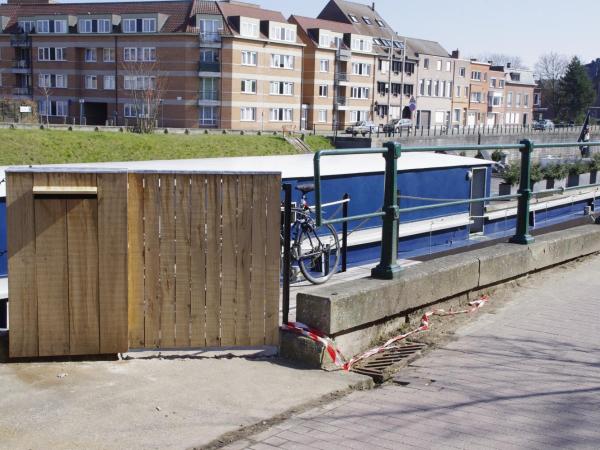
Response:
320,59,329,72
240,20,258,38
404,62,415,75
434,80,440,97
436,60,442,71
142,18,156,32
123,19,137,33
85,48,97,62
80,19,93,33
124,75,155,90
471,71,482,81
241,51,257,66
124,48,137,62
99,19,111,33
36,20,49,33
271,54,294,69
403,84,413,96
55,101,68,117
445,61,451,72
271,25,295,42
103,48,115,62
55,74,66,88
419,79,424,95
38,73,51,88
362,16,372,25
456,85,461,97
241,79,257,94
142,47,156,62
199,18,222,41
490,78,497,88
524,94,529,107
270,81,294,95
318,85,328,97
423,58,429,69
270,108,293,122
319,33,331,47
54,20,67,33
352,62,371,76
351,110,369,122
454,109,461,122
434,111,445,124
124,103,138,117
199,106,218,126
79,18,111,33
18,21,35,33
350,87,370,99
470,91,482,103
38,47,66,61
85,75,97,89
516,93,522,107
200,49,219,63
349,14,359,23
317,109,327,123
507,92,513,107
499,80,505,88
104,75,115,90
459,67,466,77
379,60,389,74
375,19,385,27
489,92,503,107
351,37,372,52
240,107,256,122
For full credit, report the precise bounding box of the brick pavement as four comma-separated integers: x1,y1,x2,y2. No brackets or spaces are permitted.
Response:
227,254,600,450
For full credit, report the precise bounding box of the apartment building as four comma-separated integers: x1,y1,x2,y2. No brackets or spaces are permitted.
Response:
467,60,490,127
450,50,470,128
502,65,535,127
316,0,418,128
487,65,506,126
0,0,200,127
411,38,453,129
289,15,352,131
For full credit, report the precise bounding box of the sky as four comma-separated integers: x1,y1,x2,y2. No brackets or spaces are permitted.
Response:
9,0,599,68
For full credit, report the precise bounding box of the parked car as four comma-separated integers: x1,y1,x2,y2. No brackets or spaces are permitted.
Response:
555,121,575,128
533,119,555,131
383,118,413,133
345,121,378,136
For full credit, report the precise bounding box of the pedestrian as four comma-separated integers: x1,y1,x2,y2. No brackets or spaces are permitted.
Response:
580,125,591,158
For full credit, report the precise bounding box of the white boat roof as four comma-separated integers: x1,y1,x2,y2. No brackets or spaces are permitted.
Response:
2,152,491,189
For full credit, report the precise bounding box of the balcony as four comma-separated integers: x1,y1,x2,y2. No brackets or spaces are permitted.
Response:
10,36,30,47
12,60,30,71
198,61,220,73
198,90,219,102
336,49,351,62
13,87,32,96
334,96,347,106
335,72,348,82
199,31,223,44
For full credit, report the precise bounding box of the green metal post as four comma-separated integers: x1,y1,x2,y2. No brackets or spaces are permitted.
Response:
510,139,535,245
371,142,403,279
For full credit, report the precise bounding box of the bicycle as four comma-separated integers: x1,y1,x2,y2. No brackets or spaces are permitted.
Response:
282,183,341,285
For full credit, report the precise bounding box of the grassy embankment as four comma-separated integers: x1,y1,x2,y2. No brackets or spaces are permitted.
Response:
0,128,334,165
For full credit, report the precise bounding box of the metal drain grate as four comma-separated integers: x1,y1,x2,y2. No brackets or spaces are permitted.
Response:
351,342,426,383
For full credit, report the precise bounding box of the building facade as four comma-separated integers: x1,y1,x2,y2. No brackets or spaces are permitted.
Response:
467,60,490,128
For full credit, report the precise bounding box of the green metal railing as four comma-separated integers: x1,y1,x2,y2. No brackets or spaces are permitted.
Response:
314,140,600,280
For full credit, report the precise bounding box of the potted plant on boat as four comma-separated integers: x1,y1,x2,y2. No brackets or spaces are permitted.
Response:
499,164,520,196
588,154,600,185
542,163,568,190
530,164,543,192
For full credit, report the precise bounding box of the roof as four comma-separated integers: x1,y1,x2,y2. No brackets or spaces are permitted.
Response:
2,152,492,182
191,0,220,15
405,36,449,58
0,0,194,33
290,14,353,36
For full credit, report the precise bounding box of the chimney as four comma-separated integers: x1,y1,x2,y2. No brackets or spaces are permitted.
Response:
451,49,460,59
371,2,375,11
506,62,512,69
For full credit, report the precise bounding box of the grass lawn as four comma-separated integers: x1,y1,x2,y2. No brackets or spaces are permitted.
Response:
304,134,334,151
0,128,311,165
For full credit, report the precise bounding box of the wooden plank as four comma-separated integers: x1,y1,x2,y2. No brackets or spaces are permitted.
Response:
143,174,161,348
249,176,267,346
33,186,98,195
66,197,99,355
189,175,206,348
234,175,253,346
35,198,70,356
264,175,282,345
205,175,222,347
7,173,38,358
127,173,145,349
220,176,237,347
175,175,192,347
33,172,96,189
159,174,176,348
97,172,128,354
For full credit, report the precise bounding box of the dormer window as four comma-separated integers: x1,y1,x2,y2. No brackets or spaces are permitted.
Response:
319,33,331,47
362,16,372,25
35,19,68,34
348,14,359,23
36,20,49,33
270,25,295,43
375,19,385,27
18,20,35,33
123,17,156,33
79,18,111,33
240,19,258,38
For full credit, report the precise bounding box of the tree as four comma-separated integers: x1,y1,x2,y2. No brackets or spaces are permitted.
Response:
535,52,569,118
122,60,165,133
558,56,596,122
477,53,525,69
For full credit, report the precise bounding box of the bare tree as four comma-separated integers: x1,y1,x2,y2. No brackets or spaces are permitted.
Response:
122,60,165,133
476,53,526,69
39,82,53,126
535,52,570,118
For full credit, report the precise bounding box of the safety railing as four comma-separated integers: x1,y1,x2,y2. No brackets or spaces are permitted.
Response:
314,140,600,280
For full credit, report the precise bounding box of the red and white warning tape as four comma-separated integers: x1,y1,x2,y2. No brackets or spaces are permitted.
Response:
282,296,489,372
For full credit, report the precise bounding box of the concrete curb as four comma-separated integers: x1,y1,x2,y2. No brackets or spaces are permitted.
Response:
282,224,600,368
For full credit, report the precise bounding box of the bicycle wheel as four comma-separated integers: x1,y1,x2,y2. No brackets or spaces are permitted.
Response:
296,224,340,284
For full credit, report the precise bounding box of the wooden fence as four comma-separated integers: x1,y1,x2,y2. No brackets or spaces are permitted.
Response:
7,169,281,358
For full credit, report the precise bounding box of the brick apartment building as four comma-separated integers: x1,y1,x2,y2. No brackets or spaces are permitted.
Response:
0,0,537,131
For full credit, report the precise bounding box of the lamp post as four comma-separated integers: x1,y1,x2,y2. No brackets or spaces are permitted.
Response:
78,98,85,125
